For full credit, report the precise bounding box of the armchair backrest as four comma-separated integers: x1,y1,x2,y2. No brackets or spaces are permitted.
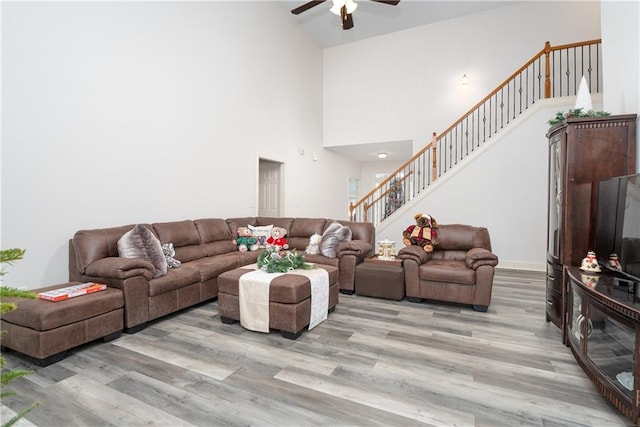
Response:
435,224,492,252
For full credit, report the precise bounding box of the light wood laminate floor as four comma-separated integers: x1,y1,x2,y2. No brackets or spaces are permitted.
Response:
1,269,634,426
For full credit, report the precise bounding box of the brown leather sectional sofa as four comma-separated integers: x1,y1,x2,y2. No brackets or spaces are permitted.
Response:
69,217,375,332
398,224,499,312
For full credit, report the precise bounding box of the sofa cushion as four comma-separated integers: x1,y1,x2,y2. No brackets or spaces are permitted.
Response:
288,218,327,251
188,253,246,281
226,217,257,239
437,224,492,251
418,260,476,285
320,222,352,258
302,253,340,268
290,218,327,237
148,264,201,296
153,220,205,263
195,218,233,241
117,224,167,279
256,217,294,231
194,218,237,256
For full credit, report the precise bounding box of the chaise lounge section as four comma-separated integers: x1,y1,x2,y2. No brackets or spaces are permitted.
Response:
69,217,374,332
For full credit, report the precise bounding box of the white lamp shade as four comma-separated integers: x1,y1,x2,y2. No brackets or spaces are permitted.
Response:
330,0,344,15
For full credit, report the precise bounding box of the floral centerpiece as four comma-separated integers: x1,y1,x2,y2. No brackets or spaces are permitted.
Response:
257,247,316,273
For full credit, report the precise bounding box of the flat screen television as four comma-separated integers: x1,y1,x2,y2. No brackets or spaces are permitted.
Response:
594,173,640,282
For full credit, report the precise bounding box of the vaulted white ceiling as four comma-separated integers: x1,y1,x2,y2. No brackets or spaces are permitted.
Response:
281,0,517,48
280,1,518,163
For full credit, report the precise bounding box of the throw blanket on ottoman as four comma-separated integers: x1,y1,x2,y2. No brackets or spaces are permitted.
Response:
239,265,329,333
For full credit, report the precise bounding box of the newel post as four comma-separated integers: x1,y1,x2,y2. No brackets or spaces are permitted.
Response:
431,132,437,182
544,41,551,98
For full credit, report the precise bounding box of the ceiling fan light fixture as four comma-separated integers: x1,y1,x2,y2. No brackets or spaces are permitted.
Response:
330,0,357,16
345,0,358,14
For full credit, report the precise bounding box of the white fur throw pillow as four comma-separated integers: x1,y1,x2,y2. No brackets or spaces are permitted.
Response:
118,224,168,278
320,222,352,258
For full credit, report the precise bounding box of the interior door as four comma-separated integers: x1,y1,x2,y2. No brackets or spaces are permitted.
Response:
258,159,282,217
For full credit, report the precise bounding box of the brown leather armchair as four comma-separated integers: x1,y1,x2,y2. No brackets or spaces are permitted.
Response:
398,224,499,312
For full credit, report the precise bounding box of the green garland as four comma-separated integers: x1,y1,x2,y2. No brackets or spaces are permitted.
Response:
548,108,610,125
257,248,316,273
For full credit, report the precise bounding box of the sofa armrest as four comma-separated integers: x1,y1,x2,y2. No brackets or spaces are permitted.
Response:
84,257,154,280
398,245,432,265
337,240,373,259
465,248,499,270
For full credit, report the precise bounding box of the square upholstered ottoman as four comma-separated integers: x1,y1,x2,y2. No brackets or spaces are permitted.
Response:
355,260,405,300
1,283,124,366
217,265,339,339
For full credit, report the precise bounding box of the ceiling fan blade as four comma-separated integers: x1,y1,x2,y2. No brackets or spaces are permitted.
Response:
370,0,400,5
341,6,354,30
291,0,327,15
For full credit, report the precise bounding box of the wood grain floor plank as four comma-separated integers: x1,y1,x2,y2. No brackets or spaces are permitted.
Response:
1,269,633,426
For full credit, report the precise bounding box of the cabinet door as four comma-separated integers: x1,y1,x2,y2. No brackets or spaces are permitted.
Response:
567,281,586,349
584,300,636,402
547,135,562,263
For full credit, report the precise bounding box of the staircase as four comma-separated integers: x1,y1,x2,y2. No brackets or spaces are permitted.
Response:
349,39,603,228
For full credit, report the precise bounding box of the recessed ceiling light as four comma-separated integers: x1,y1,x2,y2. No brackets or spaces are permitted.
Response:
377,152,388,159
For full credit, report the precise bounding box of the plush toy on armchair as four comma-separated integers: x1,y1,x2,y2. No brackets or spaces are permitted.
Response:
402,213,439,252
236,227,259,252
266,227,289,251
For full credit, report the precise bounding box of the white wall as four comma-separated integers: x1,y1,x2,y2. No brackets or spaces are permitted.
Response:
1,2,361,288
601,0,640,170
323,1,602,150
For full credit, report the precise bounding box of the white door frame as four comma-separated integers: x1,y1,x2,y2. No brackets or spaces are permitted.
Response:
257,158,284,217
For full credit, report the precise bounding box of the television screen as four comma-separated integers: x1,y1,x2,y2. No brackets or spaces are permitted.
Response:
594,173,640,282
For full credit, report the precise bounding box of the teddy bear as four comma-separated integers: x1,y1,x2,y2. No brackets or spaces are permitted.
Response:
266,226,289,251
305,233,322,255
402,213,439,252
235,226,259,252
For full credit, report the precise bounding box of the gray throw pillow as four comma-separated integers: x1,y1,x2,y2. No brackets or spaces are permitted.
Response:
320,222,352,258
118,224,168,278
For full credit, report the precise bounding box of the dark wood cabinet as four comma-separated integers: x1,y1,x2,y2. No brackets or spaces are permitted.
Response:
546,114,637,330
565,266,640,425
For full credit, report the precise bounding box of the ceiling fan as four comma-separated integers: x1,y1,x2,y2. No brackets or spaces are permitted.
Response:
291,0,400,31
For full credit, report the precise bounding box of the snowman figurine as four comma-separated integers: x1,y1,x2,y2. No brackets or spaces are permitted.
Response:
580,250,601,272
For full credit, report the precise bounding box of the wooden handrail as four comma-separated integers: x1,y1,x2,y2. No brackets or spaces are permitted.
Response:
349,39,602,225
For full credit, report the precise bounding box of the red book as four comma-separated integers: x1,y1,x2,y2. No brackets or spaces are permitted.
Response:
37,282,107,302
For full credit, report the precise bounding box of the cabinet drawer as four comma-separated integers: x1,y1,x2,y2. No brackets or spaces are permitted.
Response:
546,292,563,328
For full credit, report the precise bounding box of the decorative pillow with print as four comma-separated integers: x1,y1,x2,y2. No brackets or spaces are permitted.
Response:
248,224,273,248
117,224,168,278
319,222,352,258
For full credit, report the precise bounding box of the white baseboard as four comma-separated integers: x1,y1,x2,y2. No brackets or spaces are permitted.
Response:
497,260,546,272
